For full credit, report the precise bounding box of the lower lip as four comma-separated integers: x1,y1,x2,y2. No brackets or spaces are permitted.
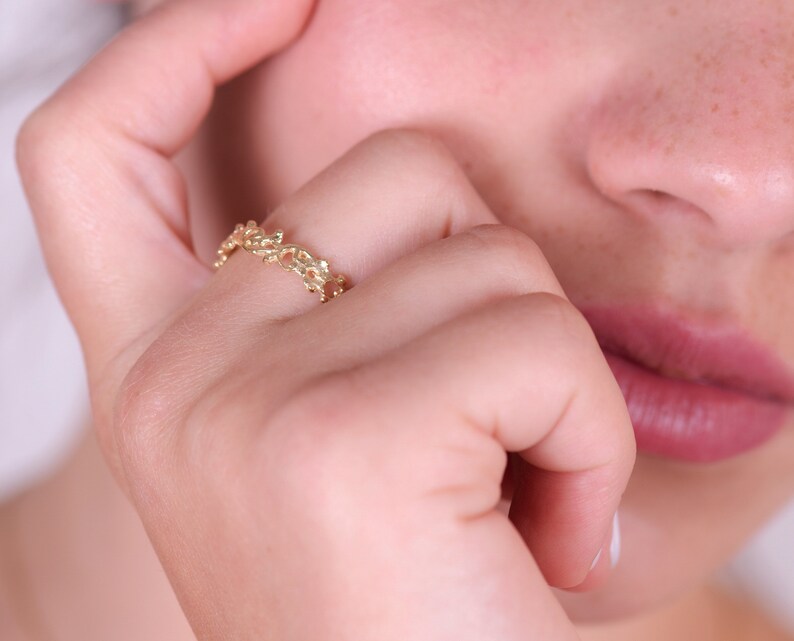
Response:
603,350,790,462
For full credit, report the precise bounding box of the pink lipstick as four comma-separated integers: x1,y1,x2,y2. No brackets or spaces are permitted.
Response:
578,304,794,462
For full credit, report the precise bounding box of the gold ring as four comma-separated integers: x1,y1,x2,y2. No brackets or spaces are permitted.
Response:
214,220,348,303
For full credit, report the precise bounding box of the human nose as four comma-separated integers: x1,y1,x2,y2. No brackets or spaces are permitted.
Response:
584,35,794,250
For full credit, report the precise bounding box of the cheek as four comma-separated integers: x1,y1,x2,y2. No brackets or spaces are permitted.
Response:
239,0,565,202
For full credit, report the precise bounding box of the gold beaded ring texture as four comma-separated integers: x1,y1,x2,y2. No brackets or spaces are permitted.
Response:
214,221,348,303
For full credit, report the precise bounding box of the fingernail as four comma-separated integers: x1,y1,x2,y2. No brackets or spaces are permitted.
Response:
589,547,602,572
588,510,621,572
609,511,622,568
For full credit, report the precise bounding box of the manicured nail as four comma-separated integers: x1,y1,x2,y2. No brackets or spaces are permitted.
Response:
609,511,622,568
588,510,621,572
589,547,602,572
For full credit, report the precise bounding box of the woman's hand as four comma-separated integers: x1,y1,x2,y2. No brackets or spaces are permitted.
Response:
16,1,636,639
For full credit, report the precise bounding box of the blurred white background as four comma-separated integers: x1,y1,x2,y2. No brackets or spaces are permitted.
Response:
0,0,792,633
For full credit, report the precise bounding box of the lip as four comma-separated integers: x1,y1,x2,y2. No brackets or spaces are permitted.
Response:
578,304,794,462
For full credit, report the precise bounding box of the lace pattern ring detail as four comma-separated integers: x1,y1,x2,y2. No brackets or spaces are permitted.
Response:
213,220,348,303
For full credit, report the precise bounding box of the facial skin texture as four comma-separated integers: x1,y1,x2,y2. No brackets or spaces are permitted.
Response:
179,0,794,622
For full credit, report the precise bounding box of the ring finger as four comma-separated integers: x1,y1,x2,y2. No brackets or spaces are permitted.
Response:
205,128,499,323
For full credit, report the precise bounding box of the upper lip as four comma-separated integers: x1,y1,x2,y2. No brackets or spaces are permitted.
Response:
576,303,794,404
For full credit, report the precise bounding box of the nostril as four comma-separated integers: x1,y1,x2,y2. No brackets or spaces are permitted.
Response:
623,188,712,223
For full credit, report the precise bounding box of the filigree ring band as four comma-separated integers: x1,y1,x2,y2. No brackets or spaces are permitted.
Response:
214,220,348,303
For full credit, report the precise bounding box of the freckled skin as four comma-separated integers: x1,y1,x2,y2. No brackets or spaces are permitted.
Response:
182,0,794,622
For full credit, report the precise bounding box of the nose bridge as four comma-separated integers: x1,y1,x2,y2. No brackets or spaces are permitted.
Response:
586,20,794,249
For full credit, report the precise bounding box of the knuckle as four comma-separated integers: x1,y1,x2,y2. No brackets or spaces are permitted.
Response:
361,127,456,166
462,224,560,291
16,108,50,180
534,291,597,342
112,341,185,475
356,127,470,191
512,291,598,352
467,223,548,267
16,102,78,182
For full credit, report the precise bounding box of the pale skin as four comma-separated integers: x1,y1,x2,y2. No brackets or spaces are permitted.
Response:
4,0,794,639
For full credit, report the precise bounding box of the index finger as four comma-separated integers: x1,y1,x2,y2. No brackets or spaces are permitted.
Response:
16,0,316,379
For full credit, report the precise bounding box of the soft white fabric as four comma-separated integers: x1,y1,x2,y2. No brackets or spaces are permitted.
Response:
1,0,792,632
